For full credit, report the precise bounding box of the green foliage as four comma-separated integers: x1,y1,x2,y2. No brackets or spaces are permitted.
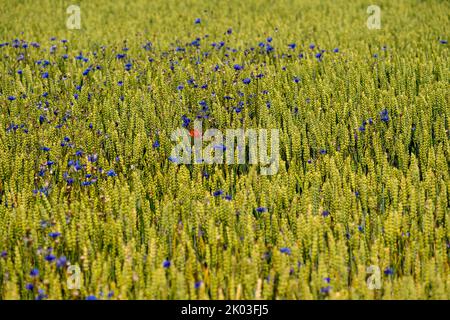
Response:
0,0,448,300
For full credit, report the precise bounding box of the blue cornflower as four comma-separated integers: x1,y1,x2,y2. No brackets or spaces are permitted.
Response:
41,147,50,152
86,295,97,300
439,39,447,44
117,81,123,86
280,247,292,255
333,48,339,53
30,268,39,277
227,28,232,34
106,169,117,177
213,144,226,151
242,78,251,84
36,289,47,300
256,207,268,213
288,43,296,49
195,281,203,289
168,156,178,163
163,260,171,268
213,190,224,197
181,115,191,127
195,18,201,24
152,140,160,148
320,286,331,294
324,277,331,283
88,154,98,162
56,256,67,268
234,64,243,71
384,267,394,275
8,96,16,101
224,194,232,201
26,283,34,291
41,72,49,79
267,37,272,43
45,254,56,262
293,76,300,83
177,84,184,90
125,63,132,71
49,232,61,239
309,44,315,49
320,149,326,155
380,109,389,122
322,210,330,217
76,150,83,157
358,225,364,232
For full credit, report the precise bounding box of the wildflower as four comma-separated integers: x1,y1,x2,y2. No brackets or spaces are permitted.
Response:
256,207,268,213
439,39,447,44
288,43,296,49
49,232,61,239
26,283,34,291
280,247,291,255
380,109,389,122
163,260,171,268
213,190,224,197
181,115,191,127
41,72,49,79
41,147,50,152
242,78,251,84
88,154,98,162
30,268,39,277
106,169,117,177
152,140,160,148
320,286,331,294
194,18,201,24
45,254,56,262
384,267,394,275
333,48,339,53
267,37,272,43
56,256,67,268
168,156,178,163
36,289,47,300
322,210,330,217
195,281,203,289
86,295,97,300
213,144,226,151
224,194,232,201
320,149,326,155
234,64,243,71
293,76,300,83
324,277,331,283
8,96,16,101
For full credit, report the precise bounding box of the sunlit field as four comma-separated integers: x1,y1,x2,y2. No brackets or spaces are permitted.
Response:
0,0,449,300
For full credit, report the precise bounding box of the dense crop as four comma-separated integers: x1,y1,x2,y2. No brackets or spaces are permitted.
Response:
0,0,449,300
